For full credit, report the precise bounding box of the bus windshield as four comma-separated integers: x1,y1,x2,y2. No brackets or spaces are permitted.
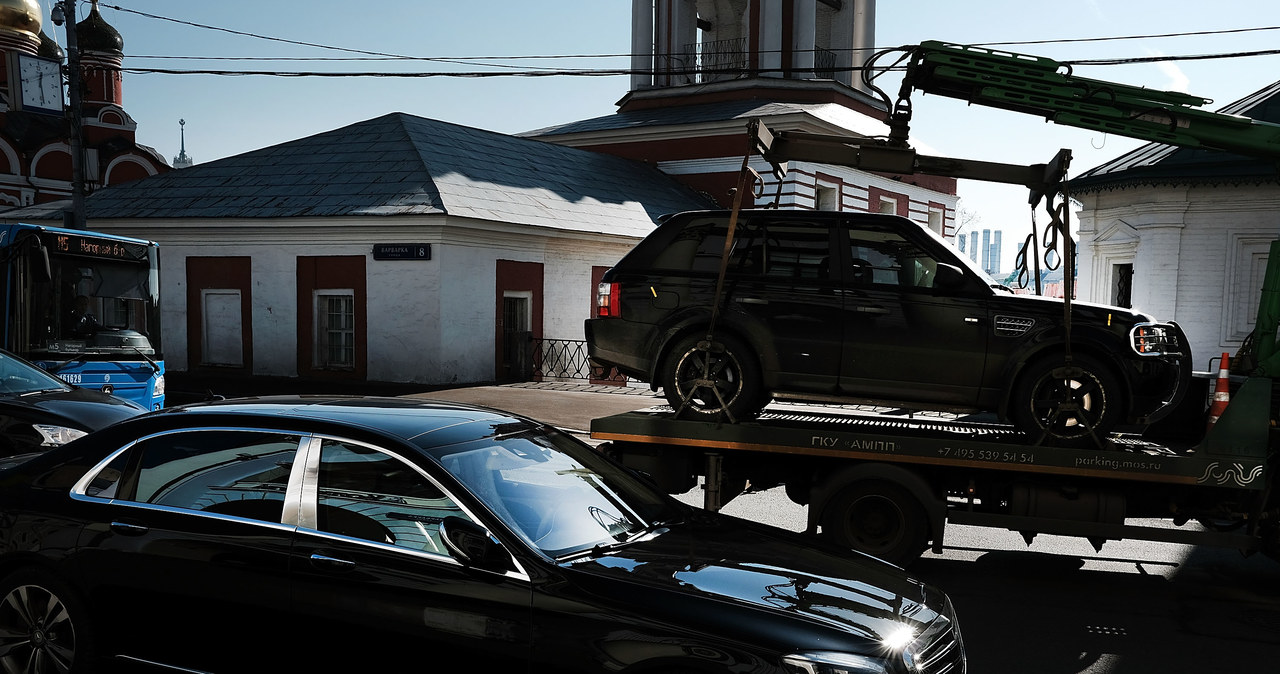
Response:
25,230,162,359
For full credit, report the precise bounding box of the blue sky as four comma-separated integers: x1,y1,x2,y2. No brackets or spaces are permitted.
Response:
39,1,1280,271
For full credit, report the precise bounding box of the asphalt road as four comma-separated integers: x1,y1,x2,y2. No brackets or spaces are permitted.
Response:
688,483,1280,674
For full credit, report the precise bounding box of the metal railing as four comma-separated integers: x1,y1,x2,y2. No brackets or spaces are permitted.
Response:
529,337,626,383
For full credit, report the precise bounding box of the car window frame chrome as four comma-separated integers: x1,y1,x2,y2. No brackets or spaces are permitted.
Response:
68,424,530,582
293,431,530,581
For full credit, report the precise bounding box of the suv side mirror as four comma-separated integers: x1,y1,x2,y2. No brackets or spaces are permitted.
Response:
439,516,515,573
933,263,967,291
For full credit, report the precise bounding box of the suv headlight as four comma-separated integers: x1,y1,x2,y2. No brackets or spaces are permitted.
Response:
33,424,88,447
1130,322,1183,357
783,651,889,674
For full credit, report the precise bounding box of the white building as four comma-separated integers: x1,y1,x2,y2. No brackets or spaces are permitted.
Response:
1072,81,1280,368
2,113,713,385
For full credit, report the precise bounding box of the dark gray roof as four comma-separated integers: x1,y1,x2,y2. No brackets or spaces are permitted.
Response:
522,100,888,138
1072,81,1280,191
2,113,713,237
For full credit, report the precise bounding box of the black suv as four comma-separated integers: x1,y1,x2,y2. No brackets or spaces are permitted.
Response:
586,209,1190,444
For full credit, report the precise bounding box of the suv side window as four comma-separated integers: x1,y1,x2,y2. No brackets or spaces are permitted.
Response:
85,430,301,523
653,217,831,280
758,222,832,281
314,439,473,558
660,218,764,274
848,225,940,289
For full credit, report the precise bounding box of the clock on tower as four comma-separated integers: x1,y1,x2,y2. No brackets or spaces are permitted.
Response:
6,52,64,115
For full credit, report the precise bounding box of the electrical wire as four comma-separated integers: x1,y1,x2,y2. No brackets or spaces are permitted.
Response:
96,3,1280,79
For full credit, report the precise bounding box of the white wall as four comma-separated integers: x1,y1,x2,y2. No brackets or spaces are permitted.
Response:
88,214,651,386
1077,183,1280,368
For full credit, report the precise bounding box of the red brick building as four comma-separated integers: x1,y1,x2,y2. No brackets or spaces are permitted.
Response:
0,0,166,217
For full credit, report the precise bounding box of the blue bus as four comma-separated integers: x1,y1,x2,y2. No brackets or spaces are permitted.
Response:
1,223,164,409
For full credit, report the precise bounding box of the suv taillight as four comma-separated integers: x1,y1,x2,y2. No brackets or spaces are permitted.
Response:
597,282,621,318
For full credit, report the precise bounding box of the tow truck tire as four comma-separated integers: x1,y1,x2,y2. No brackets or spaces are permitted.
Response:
661,334,765,422
822,480,928,567
1010,353,1122,446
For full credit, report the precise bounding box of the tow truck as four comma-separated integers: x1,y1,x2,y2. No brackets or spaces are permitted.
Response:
589,41,1280,566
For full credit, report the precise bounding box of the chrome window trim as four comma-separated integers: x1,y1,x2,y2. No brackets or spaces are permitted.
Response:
68,425,530,582
295,432,530,581
70,426,309,505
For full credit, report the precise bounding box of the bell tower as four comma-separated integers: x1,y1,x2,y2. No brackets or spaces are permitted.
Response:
624,0,879,114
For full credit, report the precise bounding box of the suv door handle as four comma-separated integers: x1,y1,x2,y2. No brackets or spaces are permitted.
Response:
854,305,890,315
734,297,769,305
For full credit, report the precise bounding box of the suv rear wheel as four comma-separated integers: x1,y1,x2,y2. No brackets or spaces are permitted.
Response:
662,334,765,421
1011,353,1121,446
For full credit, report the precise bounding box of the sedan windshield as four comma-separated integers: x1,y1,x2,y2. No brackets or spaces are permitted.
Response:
0,351,72,395
428,428,684,558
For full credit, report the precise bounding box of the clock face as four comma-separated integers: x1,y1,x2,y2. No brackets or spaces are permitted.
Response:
14,54,63,114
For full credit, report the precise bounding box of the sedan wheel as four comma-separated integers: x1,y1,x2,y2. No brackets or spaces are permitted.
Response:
0,571,91,674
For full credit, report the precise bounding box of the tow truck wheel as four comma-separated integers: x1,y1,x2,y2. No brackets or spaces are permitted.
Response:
822,480,927,566
1010,354,1122,446
661,334,765,422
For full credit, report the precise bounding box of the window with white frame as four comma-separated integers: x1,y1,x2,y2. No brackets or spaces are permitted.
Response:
877,197,897,215
816,184,839,210
928,207,944,236
315,290,355,369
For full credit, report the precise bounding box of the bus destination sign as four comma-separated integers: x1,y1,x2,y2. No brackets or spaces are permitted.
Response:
44,232,149,262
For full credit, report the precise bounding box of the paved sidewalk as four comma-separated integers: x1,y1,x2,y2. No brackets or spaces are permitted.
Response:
414,382,664,435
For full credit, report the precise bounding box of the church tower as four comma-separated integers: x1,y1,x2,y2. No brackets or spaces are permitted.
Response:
0,0,167,212
624,0,879,115
531,0,958,237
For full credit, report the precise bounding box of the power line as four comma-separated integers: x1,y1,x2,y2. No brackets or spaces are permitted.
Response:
109,44,1280,79
103,2,1280,73
973,25,1280,48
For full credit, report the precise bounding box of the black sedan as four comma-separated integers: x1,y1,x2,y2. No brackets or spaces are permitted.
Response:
0,396,964,673
0,349,144,457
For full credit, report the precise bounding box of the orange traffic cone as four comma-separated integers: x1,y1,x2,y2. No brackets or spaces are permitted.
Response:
1206,352,1231,430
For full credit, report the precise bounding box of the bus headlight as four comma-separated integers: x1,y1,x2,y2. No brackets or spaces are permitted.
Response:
153,374,165,398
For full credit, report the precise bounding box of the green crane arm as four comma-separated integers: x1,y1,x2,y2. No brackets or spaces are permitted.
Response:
894,41,1280,160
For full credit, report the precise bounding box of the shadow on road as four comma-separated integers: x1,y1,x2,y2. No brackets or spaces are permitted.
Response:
911,547,1280,674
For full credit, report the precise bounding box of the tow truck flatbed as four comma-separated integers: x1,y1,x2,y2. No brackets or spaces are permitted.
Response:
590,377,1276,564
590,405,1229,487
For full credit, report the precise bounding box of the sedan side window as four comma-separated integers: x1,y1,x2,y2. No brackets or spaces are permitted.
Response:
315,439,472,558
86,430,300,523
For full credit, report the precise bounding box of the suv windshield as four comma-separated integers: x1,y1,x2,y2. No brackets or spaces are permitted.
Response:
426,428,685,559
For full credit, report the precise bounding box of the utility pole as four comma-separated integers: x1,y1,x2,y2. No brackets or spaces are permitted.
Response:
52,0,86,229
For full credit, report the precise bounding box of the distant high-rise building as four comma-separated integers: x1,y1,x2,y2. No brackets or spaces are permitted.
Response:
961,228,1003,274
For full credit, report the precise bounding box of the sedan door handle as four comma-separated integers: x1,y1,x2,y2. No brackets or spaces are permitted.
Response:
310,553,357,571
109,521,149,536
854,305,890,315
734,297,769,305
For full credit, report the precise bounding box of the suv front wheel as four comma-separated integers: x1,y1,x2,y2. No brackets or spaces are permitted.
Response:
661,334,765,422
1010,353,1122,446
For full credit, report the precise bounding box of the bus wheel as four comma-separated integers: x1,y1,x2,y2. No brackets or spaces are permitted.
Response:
822,480,928,566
